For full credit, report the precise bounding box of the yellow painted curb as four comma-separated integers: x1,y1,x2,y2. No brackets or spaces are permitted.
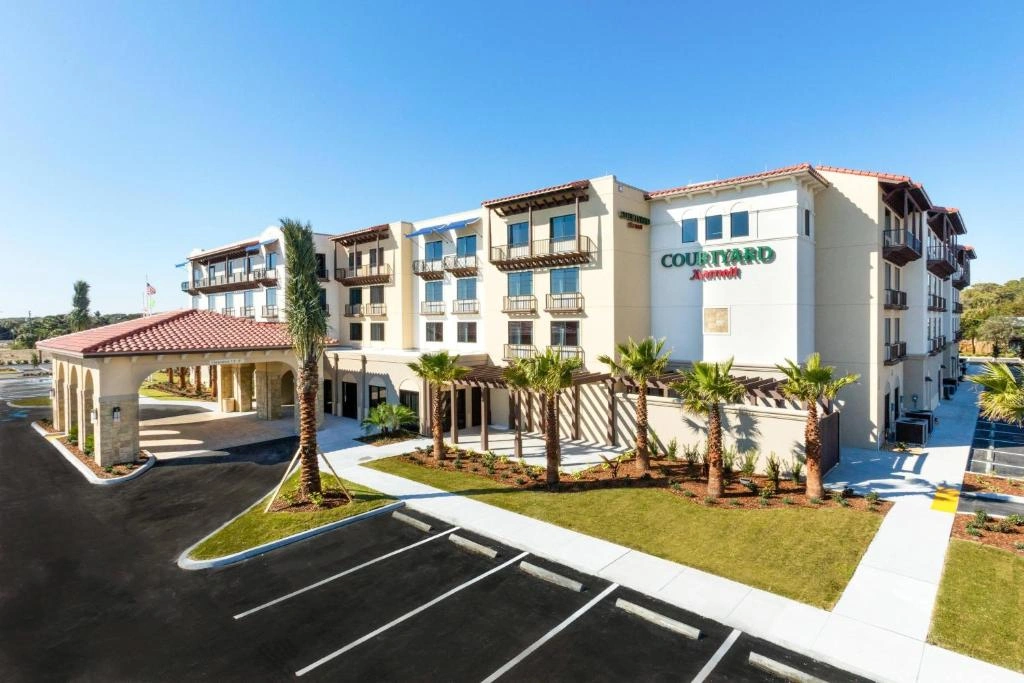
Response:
932,486,959,513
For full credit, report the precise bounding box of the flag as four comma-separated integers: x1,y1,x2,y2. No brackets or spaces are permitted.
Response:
146,283,156,295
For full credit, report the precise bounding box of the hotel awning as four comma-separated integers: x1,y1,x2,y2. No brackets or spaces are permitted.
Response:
405,217,480,239
247,238,279,253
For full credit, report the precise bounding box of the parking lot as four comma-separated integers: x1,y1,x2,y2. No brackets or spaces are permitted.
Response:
967,417,1024,478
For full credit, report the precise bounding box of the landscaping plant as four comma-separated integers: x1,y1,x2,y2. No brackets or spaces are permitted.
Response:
361,402,417,436
518,348,583,490
407,351,469,461
969,362,1024,425
503,360,531,460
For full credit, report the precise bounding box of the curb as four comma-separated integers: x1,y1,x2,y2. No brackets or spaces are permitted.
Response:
177,500,405,570
31,421,157,486
960,490,1024,506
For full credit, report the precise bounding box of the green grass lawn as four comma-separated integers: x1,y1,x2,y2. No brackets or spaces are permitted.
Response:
189,473,394,560
365,457,884,609
138,384,197,401
930,540,1024,672
9,396,51,407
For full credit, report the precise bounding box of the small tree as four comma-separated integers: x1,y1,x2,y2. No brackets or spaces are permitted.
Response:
519,349,582,490
362,403,418,436
776,353,859,500
503,360,531,460
598,337,671,475
68,280,91,332
407,351,469,460
671,359,744,497
969,362,1024,425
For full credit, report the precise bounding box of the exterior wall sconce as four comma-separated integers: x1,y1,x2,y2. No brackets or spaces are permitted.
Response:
112,406,121,422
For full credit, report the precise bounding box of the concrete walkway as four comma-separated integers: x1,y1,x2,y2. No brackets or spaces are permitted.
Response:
322,390,1020,682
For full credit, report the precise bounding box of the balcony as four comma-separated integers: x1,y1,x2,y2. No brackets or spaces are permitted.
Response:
545,292,585,314
927,245,957,278
929,336,947,355
882,229,922,266
412,260,445,280
443,255,479,276
502,295,537,314
953,264,971,290
547,345,585,363
420,301,445,315
883,288,907,310
503,343,538,361
335,264,393,286
343,304,362,317
490,236,596,272
221,308,235,316
345,303,386,317
452,299,479,314
240,306,255,318
953,301,963,314
954,329,964,342
928,294,947,312
884,341,907,365
262,305,279,319
321,304,330,315
183,268,279,294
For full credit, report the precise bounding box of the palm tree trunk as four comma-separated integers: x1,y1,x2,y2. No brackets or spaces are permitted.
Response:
177,367,187,390
165,368,174,385
209,365,217,395
298,358,322,497
804,400,823,499
192,365,202,395
545,393,559,490
636,381,650,474
706,405,724,497
431,385,444,461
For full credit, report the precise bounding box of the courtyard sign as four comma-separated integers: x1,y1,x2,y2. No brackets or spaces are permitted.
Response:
660,245,776,281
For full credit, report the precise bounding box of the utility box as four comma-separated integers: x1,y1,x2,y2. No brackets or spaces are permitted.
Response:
220,397,236,413
895,418,928,447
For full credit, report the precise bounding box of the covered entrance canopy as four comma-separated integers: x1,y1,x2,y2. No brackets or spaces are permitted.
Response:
37,310,323,467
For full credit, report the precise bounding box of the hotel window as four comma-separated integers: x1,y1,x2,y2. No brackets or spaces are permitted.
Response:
884,209,892,230
550,267,579,294
705,215,723,240
884,318,891,344
456,277,477,300
266,287,277,306
369,385,387,410
551,321,580,347
730,211,749,238
508,321,533,344
550,215,576,241
508,222,529,246
507,271,533,296
208,295,217,311
399,389,419,416
315,253,327,279
243,290,253,307
425,280,443,302
368,247,384,268
193,268,202,284
458,322,477,343
348,251,360,269
246,255,257,272
456,234,477,256
426,322,443,342
370,322,384,341
349,323,363,340
225,292,234,310
369,285,384,305
349,287,363,305
192,296,199,310
424,240,443,262
209,264,218,281
681,218,698,243
804,209,811,237
318,288,328,312
267,252,278,270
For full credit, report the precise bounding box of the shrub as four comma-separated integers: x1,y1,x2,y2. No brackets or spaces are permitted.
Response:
666,438,679,461
516,477,527,486
997,518,1015,534
809,496,823,505
703,495,718,505
829,490,845,505
1006,513,1024,526
481,451,498,474
967,526,982,537
308,491,325,508
739,450,758,477
682,489,695,498
974,509,989,526
1015,542,1024,551
67,425,79,443
740,479,759,494
729,499,742,507
866,491,881,505
765,452,782,489
670,481,681,491
103,465,113,473
790,458,804,484
683,442,700,468
83,434,94,456
722,447,736,478
782,496,794,505
761,481,777,498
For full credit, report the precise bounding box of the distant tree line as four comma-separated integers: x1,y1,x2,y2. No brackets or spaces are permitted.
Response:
962,278,1024,356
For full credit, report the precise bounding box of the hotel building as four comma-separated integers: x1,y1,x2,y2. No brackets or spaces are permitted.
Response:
179,163,975,457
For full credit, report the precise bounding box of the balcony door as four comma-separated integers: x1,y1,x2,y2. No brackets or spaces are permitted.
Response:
550,215,576,253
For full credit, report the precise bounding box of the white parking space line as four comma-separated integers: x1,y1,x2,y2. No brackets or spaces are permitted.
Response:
690,628,741,683
481,583,619,683
295,551,530,677
233,526,462,619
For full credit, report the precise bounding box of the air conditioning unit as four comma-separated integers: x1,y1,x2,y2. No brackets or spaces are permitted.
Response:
895,418,928,446
904,410,934,433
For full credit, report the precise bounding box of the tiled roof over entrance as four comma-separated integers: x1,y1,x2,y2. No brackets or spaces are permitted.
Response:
37,310,303,357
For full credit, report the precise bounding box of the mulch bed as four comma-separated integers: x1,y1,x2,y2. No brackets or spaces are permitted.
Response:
268,488,353,512
951,513,1024,554
55,437,146,479
37,419,59,434
400,447,892,513
356,431,419,447
962,472,1024,498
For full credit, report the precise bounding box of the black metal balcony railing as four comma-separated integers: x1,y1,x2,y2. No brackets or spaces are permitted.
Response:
882,229,922,266
344,303,362,317
490,236,596,271
929,336,947,355
927,245,957,278
503,343,538,361
884,341,907,365
452,299,479,314
335,264,393,286
221,308,235,316
412,260,445,280
954,329,964,342
321,303,330,315
262,305,279,318
928,294,947,312
547,345,585,363
953,264,971,290
240,306,255,318
502,295,538,314
443,255,479,275
420,300,445,315
883,288,908,310
953,301,963,314
545,292,585,313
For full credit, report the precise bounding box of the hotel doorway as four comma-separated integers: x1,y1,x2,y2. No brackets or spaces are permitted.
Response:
341,381,358,419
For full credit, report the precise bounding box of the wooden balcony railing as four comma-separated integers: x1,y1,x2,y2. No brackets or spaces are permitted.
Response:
335,264,393,286
502,295,537,314
490,236,596,271
545,292,585,313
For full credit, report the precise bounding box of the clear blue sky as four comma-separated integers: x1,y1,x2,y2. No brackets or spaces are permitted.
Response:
1,0,1021,316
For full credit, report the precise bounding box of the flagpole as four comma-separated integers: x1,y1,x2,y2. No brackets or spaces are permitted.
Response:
145,274,149,316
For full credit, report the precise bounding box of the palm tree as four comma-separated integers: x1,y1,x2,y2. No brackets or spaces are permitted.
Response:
776,353,859,500
282,218,329,498
671,359,745,497
519,349,582,490
599,337,671,475
969,362,1024,425
407,351,469,461
362,403,418,436
503,360,531,459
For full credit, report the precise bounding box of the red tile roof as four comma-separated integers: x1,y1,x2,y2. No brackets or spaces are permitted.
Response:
814,165,912,183
645,163,828,199
37,310,315,357
482,179,590,207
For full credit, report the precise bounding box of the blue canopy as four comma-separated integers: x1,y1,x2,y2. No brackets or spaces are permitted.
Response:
405,217,480,239
174,261,188,268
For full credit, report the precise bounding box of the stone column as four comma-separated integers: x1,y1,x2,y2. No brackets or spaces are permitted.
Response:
217,365,235,411
95,394,139,467
255,363,284,420
77,387,93,452
235,364,254,412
